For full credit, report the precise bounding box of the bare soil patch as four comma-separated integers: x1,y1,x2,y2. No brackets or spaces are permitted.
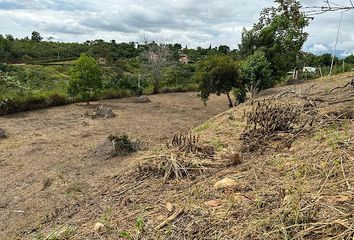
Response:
0,92,228,239
2,73,354,239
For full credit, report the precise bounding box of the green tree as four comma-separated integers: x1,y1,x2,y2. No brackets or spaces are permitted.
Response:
345,54,354,64
31,31,43,42
240,50,272,98
318,53,333,66
218,45,230,55
68,54,102,104
0,35,12,62
238,0,309,82
194,55,242,108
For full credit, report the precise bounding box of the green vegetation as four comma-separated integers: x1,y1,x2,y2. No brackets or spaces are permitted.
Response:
1,1,353,114
68,54,102,104
195,55,243,108
238,0,309,82
240,50,272,97
34,225,77,240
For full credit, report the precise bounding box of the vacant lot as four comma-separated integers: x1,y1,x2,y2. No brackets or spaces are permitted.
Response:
0,92,228,239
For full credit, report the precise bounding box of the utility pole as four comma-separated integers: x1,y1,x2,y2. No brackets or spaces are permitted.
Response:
343,59,345,73
329,11,344,76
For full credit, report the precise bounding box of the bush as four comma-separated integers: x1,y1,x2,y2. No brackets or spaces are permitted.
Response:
100,88,133,99
68,54,102,104
0,92,71,115
46,92,70,106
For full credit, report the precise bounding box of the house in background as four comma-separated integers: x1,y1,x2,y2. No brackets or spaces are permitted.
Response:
303,66,317,73
179,54,189,64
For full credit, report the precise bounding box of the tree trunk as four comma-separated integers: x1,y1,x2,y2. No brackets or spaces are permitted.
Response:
152,71,160,94
153,85,159,94
226,92,233,108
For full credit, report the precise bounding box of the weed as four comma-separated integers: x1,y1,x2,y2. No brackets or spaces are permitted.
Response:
210,138,226,151
195,122,211,132
34,225,76,240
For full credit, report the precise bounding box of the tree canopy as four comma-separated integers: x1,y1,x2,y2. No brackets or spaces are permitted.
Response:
238,0,309,82
240,50,272,97
68,54,102,104
195,55,242,108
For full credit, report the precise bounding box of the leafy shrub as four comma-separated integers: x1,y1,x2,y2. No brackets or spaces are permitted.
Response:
68,54,102,104
0,92,71,115
46,92,70,106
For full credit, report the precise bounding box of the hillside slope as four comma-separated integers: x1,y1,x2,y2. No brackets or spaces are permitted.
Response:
9,73,354,239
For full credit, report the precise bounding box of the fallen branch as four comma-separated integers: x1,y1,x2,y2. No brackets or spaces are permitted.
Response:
329,81,353,93
156,208,184,230
328,98,354,105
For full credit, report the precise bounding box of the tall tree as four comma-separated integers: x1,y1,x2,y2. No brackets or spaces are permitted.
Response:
240,50,272,98
68,54,102,104
194,55,242,108
238,0,309,82
218,45,230,55
144,42,171,94
345,54,354,64
31,31,43,42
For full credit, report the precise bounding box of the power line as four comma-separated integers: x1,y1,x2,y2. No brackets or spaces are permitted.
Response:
303,0,354,16
329,10,345,76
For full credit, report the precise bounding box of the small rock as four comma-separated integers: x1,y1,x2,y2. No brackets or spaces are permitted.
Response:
0,128,6,139
204,199,222,207
214,177,237,190
93,222,105,233
139,95,151,103
131,95,151,103
166,202,174,212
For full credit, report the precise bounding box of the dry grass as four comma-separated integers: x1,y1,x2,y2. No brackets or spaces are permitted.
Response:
3,73,354,239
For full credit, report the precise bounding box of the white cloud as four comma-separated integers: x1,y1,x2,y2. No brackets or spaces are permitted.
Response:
0,0,353,53
307,43,329,54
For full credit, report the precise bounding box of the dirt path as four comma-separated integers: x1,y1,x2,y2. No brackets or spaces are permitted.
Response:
0,92,228,239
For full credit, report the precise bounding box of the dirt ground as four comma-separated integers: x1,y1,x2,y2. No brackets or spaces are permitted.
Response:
0,92,229,239
2,73,354,239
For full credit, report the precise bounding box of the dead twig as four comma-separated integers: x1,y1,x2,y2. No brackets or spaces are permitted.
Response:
329,82,352,93
156,208,184,230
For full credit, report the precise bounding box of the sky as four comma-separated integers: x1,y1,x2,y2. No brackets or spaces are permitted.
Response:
0,0,353,56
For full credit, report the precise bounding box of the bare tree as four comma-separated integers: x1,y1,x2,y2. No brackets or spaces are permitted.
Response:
140,37,171,94
303,0,354,16
147,43,171,94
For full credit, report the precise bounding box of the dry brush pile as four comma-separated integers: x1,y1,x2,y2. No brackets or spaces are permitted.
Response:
240,100,309,153
84,105,116,119
30,76,354,240
234,79,354,239
108,133,141,156
136,131,237,182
